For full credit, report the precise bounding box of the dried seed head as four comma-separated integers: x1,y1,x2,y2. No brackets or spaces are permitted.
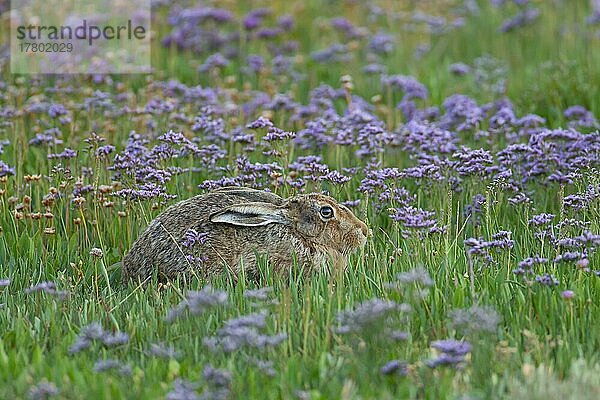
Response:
72,197,86,206
25,174,42,182
90,248,104,258
42,194,55,207
44,227,56,235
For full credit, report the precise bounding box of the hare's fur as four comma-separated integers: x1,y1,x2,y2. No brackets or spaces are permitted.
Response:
122,187,368,282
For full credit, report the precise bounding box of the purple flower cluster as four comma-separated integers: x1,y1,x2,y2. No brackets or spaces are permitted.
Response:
180,228,209,248
334,298,410,335
24,281,68,299
535,273,560,286
500,8,540,32
380,359,408,376
513,256,549,276
166,285,228,322
449,305,500,335
464,231,514,263
426,339,472,368
28,381,59,400
69,322,130,355
203,311,287,353
93,359,132,376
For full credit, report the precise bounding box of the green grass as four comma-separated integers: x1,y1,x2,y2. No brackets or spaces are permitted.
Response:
1,0,600,398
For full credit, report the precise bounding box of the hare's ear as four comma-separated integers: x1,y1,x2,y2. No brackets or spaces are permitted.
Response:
210,203,290,227
213,187,284,204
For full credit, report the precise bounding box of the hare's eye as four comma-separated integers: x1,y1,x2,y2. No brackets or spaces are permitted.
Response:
319,206,334,219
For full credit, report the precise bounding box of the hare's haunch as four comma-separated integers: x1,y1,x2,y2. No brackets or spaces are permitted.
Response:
122,187,368,282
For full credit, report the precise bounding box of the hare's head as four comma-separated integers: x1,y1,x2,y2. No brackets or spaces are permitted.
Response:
286,193,368,254
210,192,368,255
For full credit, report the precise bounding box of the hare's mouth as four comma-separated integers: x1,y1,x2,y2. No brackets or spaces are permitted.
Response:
340,229,367,253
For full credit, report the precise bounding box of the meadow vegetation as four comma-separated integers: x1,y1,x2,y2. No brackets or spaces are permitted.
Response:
0,0,599,398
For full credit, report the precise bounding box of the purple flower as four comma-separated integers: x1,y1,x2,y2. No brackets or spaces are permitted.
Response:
251,358,276,376
246,116,274,129
335,298,408,335
256,28,282,39
441,94,484,131
363,63,386,75
449,62,471,76
0,161,15,177
535,273,560,286
431,339,472,356
330,17,364,40
198,53,229,72
243,8,271,30
68,322,129,354
96,144,116,158
449,305,500,334
564,105,598,128
48,148,77,160
180,228,209,248
500,8,540,32
464,232,514,263
426,352,469,368
395,267,434,287
25,281,68,299
340,199,361,208
278,15,294,31
587,10,600,25
166,379,199,400
264,127,296,141
390,206,437,229
93,359,132,376
513,256,548,275
246,54,264,72
243,15,262,31
311,43,351,63
148,342,181,359
369,32,395,54
452,147,494,176
243,287,273,301
554,251,586,263
381,75,428,100
0,279,10,287
47,103,68,118
28,382,59,400
426,339,472,368
380,360,408,376
101,331,130,347
561,290,575,300
203,312,287,353
203,364,232,388
166,286,228,322
528,213,555,226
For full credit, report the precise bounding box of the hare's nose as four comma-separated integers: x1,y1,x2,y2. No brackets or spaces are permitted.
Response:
360,224,368,237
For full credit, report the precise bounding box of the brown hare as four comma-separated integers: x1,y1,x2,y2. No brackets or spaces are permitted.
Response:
122,187,368,283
